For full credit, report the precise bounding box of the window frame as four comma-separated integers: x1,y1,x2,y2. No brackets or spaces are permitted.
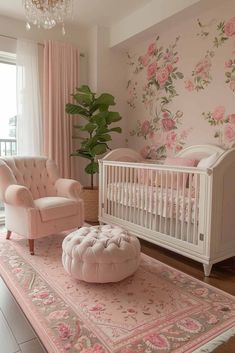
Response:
0,51,16,225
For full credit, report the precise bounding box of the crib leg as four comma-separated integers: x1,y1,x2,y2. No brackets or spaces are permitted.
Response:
203,264,213,277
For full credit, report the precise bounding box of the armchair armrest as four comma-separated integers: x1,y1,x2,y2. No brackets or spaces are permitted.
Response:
55,178,82,200
5,185,34,208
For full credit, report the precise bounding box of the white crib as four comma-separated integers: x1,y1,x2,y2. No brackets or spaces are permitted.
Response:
98,144,235,276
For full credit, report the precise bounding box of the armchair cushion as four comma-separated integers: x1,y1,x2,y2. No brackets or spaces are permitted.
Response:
34,197,79,222
5,185,34,208
55,178,82,199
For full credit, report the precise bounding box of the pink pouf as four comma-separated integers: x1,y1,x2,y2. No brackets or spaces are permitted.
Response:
62,225,141,283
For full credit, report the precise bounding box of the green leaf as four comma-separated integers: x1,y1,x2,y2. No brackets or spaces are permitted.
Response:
77,85,92,94
65,103,89,118
94,93,115,107
108,127,122,133
85,161,99,175
106,112,122,124
83,123,96,133
91,144,107,155
97,134,112,141
91,112,109,126
96,127,109,135
176,72,184,79
99,104,109,112
70,151,93,160
225,72,231,77
73,92,93,106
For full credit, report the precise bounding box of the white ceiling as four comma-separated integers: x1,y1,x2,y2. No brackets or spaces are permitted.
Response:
0,0,153,28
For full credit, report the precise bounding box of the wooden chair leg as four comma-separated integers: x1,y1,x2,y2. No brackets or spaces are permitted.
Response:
28,239,34,255
6,230,12,240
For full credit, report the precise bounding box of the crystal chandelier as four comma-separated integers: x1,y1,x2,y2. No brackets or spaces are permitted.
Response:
23,0,73,35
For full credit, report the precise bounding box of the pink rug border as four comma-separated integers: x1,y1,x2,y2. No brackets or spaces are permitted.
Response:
0,235,235,353
0,258,61,353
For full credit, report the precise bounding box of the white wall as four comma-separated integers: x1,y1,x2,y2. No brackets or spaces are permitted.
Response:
0,14,88,86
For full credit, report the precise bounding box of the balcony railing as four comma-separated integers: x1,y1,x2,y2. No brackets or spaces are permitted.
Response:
0,138,17,157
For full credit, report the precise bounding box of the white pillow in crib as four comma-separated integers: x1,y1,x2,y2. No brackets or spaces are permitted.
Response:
197,153,219,169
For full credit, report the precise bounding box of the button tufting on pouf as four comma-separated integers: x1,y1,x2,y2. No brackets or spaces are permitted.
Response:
62,224,141,283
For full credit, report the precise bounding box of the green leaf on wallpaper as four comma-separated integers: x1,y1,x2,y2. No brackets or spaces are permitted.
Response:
176,72,184,79
225,72,231,78
225,79,230,83
213,38,219,47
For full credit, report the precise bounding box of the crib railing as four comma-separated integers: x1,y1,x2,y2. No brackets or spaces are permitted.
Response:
99,160,212,251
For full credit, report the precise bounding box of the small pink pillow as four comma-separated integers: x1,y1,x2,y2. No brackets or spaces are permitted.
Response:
164,157,196,167
156,157,196,188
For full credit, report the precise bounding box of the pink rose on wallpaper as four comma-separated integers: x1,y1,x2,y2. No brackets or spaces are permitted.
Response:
224,124,235,141
139,54,150,67
225,59,233,68
156,67,169,86
166,63,173,73
230,78,235,91
195,58,211,79
175,144,183,152
147,42,157,56
224,17,235,37
164,51,174,63
230,114,235,123
162,118,175,131
180,129,190,140
166,131,177,149
140,145,150,159
162,111,170,118
141,120,151,135
211,106,225,121
185,79,194,91
57,323,72,340
147,62,158,80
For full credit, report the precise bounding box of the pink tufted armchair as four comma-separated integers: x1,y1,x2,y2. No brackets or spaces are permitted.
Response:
0,157,84,255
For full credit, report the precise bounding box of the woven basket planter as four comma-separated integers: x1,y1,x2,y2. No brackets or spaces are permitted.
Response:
81,187,99,223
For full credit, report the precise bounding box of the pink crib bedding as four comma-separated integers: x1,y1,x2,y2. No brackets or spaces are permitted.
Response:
106,182,198,224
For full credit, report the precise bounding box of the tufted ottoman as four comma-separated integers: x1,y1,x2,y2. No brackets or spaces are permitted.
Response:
62,225,141,283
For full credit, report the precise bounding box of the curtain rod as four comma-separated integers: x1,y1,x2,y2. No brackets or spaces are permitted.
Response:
0,33,85,57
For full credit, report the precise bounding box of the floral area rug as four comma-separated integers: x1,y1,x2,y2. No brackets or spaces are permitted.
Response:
0,232,235,353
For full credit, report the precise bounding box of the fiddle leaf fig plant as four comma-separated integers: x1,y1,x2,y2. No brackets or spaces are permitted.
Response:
65,85,122,189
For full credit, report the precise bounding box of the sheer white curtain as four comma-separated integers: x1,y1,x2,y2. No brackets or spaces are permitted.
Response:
16,39,43,155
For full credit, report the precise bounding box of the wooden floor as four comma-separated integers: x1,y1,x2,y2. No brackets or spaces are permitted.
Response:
0,229,235,352
0,278,46,353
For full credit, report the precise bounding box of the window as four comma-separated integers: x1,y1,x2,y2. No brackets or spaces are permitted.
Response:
0,51,17,223
0,52,17,156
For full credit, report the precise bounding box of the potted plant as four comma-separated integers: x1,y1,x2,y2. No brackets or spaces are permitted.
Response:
65,85,122,222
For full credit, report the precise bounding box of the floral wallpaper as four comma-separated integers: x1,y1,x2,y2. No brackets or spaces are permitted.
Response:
126,2,235,159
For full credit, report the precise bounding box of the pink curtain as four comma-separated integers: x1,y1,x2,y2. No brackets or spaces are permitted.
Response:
43,40,80,178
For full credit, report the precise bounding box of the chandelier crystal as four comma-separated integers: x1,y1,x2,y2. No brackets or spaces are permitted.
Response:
23,0,73,35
